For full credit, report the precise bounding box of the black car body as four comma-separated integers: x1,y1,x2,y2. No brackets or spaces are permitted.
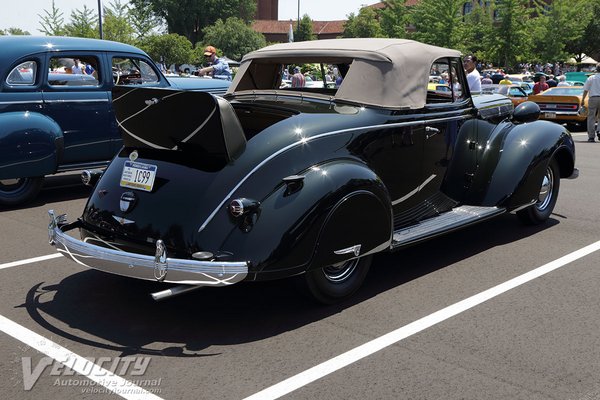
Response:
0,36,229,206
49,39,577,303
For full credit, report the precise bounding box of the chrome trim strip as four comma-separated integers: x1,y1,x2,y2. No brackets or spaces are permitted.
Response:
334,244,362,256
44,99,110,103
198,114,470,232
48,210,248,286
540,111,579,116
0,100,44,105
392,174,437,205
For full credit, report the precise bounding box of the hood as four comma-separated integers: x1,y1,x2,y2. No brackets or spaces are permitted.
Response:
166,76,230,94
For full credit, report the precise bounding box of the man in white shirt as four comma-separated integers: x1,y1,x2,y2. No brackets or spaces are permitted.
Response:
582,64,600,142
463,55,481,94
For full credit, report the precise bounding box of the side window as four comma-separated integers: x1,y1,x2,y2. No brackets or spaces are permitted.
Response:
449,59,466,102
427,59,453,103
6,61,37,85
48,56,100,87
112,57,159,85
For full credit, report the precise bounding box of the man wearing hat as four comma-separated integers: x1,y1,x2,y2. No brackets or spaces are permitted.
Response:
291,66,305,88
197,45,232,81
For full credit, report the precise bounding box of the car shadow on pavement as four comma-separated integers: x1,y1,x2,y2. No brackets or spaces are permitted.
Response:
20,214,559,358
1,174,91,211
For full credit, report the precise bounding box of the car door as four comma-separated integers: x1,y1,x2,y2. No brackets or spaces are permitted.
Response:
41,52,113,165
420,58,477,207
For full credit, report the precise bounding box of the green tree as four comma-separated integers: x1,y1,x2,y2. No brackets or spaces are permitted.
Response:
200,17,266,61
102,0,136,44
0,28,31,35
38,0,65,36
457,2,495,61
138,33,194,67
295,14,315,42
343,7,384,38
144,0,256,44
565,0,600,68
130,0,165,39
409,0,464,48
531,0,591,64
379,0,409,39
490,0,531,69
64,6,98,38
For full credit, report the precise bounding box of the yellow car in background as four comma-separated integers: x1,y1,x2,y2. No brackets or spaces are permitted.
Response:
527,86,587,129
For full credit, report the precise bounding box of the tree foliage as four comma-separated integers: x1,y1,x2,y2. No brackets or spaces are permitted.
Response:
379,0,410,39
565,0,600,66
102,0,136,44
38,0,65,36
490,0,531,68
0,28,31,36
142,0,256,45
129,0,165,39
295,14,316,42
137,33,194,67
343,7,384,38
410,0,464,48
200,17,266,61
64,6,98,38
457,3,494,61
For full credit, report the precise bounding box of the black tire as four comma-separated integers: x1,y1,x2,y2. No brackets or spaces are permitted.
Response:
304,255,372,304
517,159,560,225
0,177,44,207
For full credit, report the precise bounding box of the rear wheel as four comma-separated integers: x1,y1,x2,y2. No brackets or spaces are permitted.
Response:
0,177,44,207
517,160,559,225
304,255,372,304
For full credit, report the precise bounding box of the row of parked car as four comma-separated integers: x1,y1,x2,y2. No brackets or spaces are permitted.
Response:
1,36,577,303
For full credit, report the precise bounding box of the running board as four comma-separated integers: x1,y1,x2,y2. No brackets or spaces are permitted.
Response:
391,206,505,249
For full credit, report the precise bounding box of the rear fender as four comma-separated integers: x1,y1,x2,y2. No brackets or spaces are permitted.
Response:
220,160,392,280
0,112,63,179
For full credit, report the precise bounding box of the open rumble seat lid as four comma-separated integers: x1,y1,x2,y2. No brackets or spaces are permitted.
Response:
112,86,246,161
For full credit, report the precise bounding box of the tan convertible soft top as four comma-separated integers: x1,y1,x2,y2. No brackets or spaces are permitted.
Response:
227,38,462,110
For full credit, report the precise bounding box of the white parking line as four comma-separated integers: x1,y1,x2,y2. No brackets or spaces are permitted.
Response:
0,314,163,400
0,253,63,270
244,240,600,400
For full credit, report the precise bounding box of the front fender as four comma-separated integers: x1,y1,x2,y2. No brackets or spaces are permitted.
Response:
219,160,391,280
0,112,63,179
464,119,574,209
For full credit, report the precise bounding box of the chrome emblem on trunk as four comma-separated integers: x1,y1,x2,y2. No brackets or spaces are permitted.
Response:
120,191,137,213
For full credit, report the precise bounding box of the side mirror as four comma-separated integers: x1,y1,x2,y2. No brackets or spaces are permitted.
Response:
513,101,540,123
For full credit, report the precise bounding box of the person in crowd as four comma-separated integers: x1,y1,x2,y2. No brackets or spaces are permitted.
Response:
71,59,84,74
463,55,481,93
499,75,512,85
581,63,600,142
547,75,558,88
533,75,549,94
291,67,305,88
481,73,493,85
197,45,232,81
557,75,569,87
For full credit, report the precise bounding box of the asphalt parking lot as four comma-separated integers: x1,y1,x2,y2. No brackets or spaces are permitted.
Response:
1,129,600,400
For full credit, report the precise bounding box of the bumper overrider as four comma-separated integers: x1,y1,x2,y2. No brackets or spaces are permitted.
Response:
48,210,249,287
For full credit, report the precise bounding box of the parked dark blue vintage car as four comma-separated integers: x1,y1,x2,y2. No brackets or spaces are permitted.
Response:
0,36,229,206
49,39,577,303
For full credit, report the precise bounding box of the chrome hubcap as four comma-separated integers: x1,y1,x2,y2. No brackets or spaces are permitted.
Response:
536,166,554,211
323,258,359,283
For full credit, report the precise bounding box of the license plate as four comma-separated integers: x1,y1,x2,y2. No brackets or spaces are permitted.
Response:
120,161,157,192
544,112,557,119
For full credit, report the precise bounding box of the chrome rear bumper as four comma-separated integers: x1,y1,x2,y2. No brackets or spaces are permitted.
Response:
48,210,248,286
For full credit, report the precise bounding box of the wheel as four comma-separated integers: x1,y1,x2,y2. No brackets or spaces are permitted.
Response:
517,159,559,225
0,177,44,207
304,255,372,304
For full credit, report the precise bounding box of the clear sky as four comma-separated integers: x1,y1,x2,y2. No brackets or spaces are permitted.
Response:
0,0,380,35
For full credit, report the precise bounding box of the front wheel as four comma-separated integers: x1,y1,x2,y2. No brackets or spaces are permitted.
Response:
0,177,44,207
304,255,372,304
517,159,560,225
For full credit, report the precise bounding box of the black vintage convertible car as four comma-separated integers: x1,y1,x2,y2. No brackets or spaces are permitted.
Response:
49,39,577,303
